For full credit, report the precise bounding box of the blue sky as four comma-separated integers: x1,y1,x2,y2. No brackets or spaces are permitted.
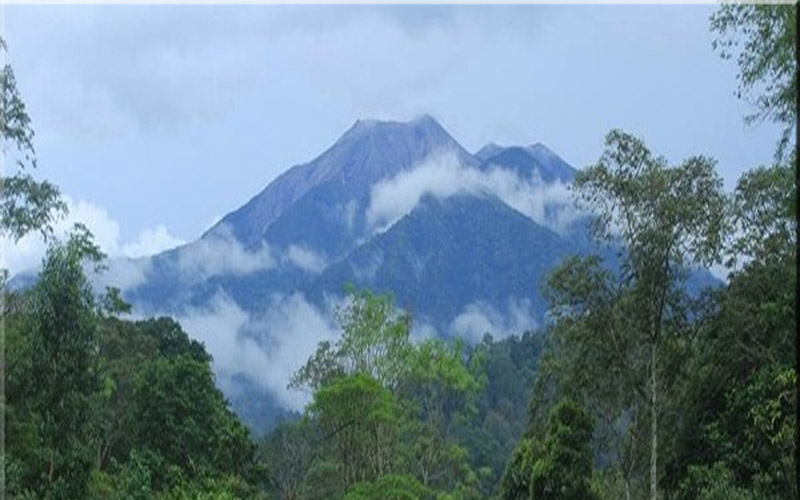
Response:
2,4,782,272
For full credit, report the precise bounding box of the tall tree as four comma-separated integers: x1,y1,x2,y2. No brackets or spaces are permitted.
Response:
0,37,65,243
547,130,727,500
529,400,598,500
17,225,104,499
710,4,796,161
290,288,413,394
308,373,402,496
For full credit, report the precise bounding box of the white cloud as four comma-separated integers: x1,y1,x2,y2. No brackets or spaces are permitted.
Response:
176,291,338,411
366,150,581,234
174,223,274,280
1,196,184,291
285,245,328,274
121,225,186,258
93,257,153,292
449,298,538,343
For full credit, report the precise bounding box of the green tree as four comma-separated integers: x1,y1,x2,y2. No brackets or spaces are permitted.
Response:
343,474,432,500
0,37,66,242
664,162,796,499
546,130,727,500
259,417,314,500
131,350,254,491
13,226,104,499
500,401,598,500
499,435,540,500
308,373,403,495
529,400,598,500
402,338,481,494
710,4,796,160
728,164,795,266
291,288,413,393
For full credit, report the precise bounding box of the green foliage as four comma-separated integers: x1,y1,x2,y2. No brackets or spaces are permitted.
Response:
258,417,314,500
543,129,728,500
309,373,403,491
9,229,104,499
132,353,253,489
343,474,433,500
529,401,598,500
0,37,66,242
662,158,796,500
456,332,544,496
291,287,413,393
279,288,486,500
728,164,795,266
499,438,539,500
710,4,796,159
87,451,153,500
4,230,261,498
677,462,756,500
500,401,598,500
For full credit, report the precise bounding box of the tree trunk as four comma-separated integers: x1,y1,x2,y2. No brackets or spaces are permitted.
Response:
649,341,658,500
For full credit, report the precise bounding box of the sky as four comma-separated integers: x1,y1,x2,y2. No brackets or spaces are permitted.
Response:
1,4,783,273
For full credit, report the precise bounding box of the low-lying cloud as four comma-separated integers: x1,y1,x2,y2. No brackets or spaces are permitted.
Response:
176,291,338,411
174,224,274,281
1,195,184,282
449,297,538,343
366,150,580,234
161,288,540,415
285,245,328,274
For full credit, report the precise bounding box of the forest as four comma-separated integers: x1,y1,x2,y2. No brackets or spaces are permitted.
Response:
1,4,796,500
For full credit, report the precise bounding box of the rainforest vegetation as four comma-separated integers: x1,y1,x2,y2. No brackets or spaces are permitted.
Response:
1,4,796,499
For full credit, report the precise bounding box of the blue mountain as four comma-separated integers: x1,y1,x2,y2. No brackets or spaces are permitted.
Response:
306,192,578,332
476,142,576,183
101,115,719,433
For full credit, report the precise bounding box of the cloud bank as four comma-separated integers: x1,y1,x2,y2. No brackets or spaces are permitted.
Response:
1,196,185,281
176,291,338,411
285,245,328,274
449,297,539,344
173,223,274,282
366,150,580,234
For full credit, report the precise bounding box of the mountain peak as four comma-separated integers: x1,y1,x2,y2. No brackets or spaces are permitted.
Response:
526,142,557,160
476,142,576,183
475,142,504,161
343,114,447,141
211,115,477,247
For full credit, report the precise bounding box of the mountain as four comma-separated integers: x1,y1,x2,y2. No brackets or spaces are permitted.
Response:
306,192,578,335
209,114,477,250
476,142,576,183
93,115,716,433
127,115,481,315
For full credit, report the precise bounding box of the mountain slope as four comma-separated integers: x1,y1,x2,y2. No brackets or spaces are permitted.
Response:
306,192,580,335
476,143,576,183
209,114,478,249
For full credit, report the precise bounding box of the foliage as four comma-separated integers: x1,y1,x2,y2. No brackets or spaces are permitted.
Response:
499,434,540,500
499,401,598,500
456,332,544,496
0,37,66,242
529,401,598,500
258,417,315,500
728,164,795,266
542,129,727,500
4,239,261,498
291,288,413,393
343,474,433,500
6,229,104,499
279,288,486,500
710,4,796,159
309,373,403,492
